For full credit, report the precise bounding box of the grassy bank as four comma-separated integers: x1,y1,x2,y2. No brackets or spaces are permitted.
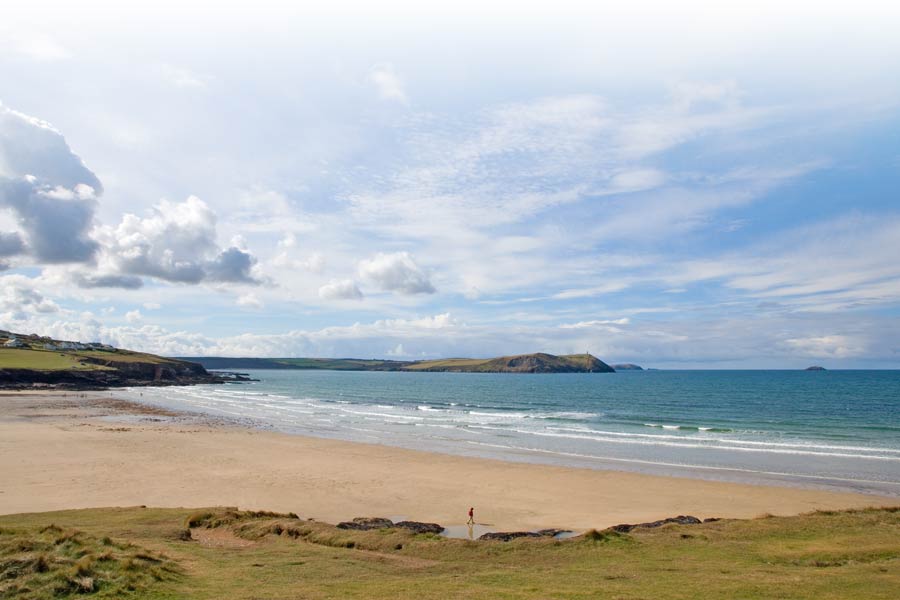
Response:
1,506,898,599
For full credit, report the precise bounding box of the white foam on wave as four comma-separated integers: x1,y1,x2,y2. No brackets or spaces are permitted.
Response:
468,425,900,461
463,440,900,487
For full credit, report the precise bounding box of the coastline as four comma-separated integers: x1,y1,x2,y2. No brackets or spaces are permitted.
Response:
0,391,895,532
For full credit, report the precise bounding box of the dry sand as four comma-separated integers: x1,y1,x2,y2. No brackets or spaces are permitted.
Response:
0,391,895,531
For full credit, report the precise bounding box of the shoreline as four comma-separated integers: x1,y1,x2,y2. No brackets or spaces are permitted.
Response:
0,391,896,532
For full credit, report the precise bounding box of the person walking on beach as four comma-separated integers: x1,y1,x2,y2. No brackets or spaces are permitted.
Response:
467,507,475,525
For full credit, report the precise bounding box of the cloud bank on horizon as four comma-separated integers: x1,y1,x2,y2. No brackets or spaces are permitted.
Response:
1,1,899,368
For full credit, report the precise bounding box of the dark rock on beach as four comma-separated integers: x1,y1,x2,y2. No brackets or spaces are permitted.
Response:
336,517,395,531
335,517,445,534
609,515,702,534
479,531,542,541
479,529,571,541
394,521,444,534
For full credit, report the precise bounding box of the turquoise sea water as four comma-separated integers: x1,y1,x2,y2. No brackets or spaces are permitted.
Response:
125,370,900,496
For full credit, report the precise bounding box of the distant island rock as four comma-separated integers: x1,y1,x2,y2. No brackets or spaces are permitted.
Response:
0,330,221,390
181,352,616,374
612,363,644,371
804,366,827,371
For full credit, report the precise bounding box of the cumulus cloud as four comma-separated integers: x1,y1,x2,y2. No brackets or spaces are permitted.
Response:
318,279,363,301
368,63,408,105
125,309,143,323
0,103,101,263
358,252,435,295
94,196,259,285
0,275,59,320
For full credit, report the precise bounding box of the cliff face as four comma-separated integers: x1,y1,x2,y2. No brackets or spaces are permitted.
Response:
0,364,218,390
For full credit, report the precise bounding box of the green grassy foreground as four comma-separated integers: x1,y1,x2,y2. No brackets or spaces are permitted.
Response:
1,506,898,599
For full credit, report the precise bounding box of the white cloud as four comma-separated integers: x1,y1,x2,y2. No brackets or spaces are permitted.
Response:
386,343,406,357
559,318,631,329
94,196,260,285
0,275,59,320
143,302,162,310
782,335,863,359
368,63,408,105
318,279,363,301
0,103,102,263
3,307,896,368
125,309,143,323
237,293,263,309
358,251,435,295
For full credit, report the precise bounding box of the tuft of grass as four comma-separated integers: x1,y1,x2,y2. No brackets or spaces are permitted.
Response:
0,524,180,598
582,528,628,543
185,508,299,529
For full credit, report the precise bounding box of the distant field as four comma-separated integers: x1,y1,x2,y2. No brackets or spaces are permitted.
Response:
402,358,489,370
0,349,109,371
0,506,897,598
71,350,178,365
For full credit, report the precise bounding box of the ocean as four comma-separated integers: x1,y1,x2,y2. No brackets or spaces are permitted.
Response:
122,369,900,497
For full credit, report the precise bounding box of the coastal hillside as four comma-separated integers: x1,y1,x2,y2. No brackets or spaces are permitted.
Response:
181,352,616,373
405,353,615,373
0,331,219,389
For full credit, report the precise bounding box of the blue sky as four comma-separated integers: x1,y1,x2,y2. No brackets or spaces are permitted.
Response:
1,1,900,367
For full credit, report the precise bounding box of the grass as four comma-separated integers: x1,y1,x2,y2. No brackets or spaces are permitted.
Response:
0,506,896,598
403,358,491,370
71,351,180,365
0,349,110,371
0,522,179,598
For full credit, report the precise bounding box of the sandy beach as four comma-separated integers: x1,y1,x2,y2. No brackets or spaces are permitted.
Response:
0,391,894,531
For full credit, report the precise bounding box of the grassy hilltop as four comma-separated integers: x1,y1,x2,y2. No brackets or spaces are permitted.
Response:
182,352,616,373
0,506,897,599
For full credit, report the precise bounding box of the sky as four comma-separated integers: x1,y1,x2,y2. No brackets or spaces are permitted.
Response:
1,0,899,367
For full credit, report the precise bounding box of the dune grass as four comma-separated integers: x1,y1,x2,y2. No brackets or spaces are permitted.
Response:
0,522,179,598
0,506,897,598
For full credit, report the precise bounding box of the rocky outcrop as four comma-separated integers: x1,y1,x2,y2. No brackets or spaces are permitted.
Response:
394,521,444,534
608,515,702,533
804,366,826,371
0,364,221,390
479,528,571,541
335,517,444,534
336,517,395,531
